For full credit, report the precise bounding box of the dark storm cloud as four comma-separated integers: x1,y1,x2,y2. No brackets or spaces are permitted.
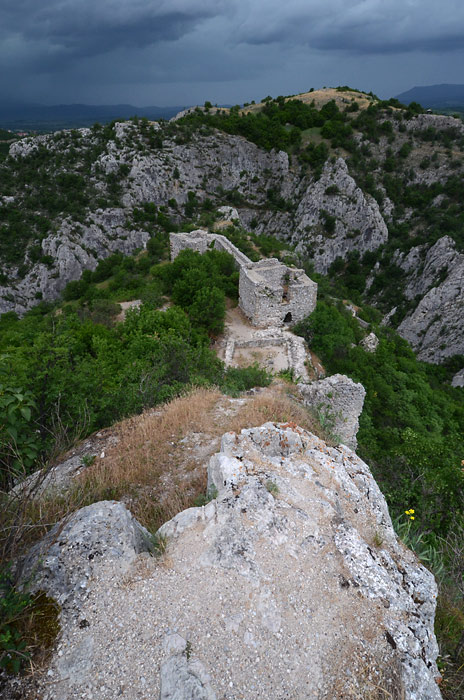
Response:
235,0,464,55
0,0,228,60
1,0,463,104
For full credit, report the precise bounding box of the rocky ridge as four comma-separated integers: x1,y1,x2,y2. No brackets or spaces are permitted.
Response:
1,108,463,365
292,158,389,274
18,422,441,699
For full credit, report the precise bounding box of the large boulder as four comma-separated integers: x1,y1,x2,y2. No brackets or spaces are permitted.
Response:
25,424,441,699
298,373,366,448
19,501,152,613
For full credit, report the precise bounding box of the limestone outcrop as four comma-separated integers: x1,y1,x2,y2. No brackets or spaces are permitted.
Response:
360,331,379,353
22,424,441,699
397,236,464,362
451,368,464,388
0,208,149,315
298,374,366,448
19,501,152,613
292,158,389,274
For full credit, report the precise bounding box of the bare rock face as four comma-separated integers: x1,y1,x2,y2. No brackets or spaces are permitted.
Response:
298,373,366,448
292,158,389,273
360,331,379,353
160,634,217,700
404,113,464,136
451,368,464,388
0,208,149,315
24,424,441,700
19,501,152,613
397,236,464,362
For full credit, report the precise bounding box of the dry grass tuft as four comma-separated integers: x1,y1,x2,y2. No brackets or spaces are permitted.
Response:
73,386,223,531
2,382,331,553
228,382,332,443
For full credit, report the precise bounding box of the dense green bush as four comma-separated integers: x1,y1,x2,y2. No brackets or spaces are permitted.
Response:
295,301,464,536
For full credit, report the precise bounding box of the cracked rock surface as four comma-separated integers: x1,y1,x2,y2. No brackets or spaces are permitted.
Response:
21,423,441,700
298,374,366,449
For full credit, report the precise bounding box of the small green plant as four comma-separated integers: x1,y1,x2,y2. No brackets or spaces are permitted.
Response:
81,454,95,468
265,479,279,496
0,568,60,674
277,368,300,384
394,509,445,579
193,486,218,506
146,532,168,557
185,640,192,659
0,377,39,483
372,531,384,548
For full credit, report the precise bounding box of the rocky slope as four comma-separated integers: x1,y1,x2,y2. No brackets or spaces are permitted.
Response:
0,98,463,364
18,422,441,699
396,236,464,362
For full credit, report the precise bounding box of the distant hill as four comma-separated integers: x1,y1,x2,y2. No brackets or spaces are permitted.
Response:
395,84,464,113
0,102,189,131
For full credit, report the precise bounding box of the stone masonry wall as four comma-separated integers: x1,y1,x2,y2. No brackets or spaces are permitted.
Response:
239,259,317,327
170,230,317,328
170,230,252,268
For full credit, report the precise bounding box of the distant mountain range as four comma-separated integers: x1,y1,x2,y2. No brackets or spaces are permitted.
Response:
0,102,190,131
395,84,464,112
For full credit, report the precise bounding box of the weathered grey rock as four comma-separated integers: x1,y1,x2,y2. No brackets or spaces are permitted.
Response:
360,331,379,353
162,423,440,699
451,368,464,388
292,158,389,273
11,455,90,500
216,205,239,221
160,635,217,700
0,208,149,314
404,112,464,136
397,237,464,362
28,424,441,699
19,501,151,612
298,373,366,448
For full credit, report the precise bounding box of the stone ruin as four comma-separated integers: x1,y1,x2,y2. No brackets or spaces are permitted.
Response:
239,257,316,328
170,229,317,328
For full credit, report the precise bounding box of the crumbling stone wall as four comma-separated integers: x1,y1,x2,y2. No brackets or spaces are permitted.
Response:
239,258,317,327
170,230,252,268
170,230,317,328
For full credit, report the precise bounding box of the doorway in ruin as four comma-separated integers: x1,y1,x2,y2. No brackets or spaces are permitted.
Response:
284,312,292,324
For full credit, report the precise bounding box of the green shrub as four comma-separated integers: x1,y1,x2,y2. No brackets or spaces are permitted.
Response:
0,568,60,674
222,364,271,396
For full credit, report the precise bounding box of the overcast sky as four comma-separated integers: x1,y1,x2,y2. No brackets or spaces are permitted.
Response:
1,0,464,106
